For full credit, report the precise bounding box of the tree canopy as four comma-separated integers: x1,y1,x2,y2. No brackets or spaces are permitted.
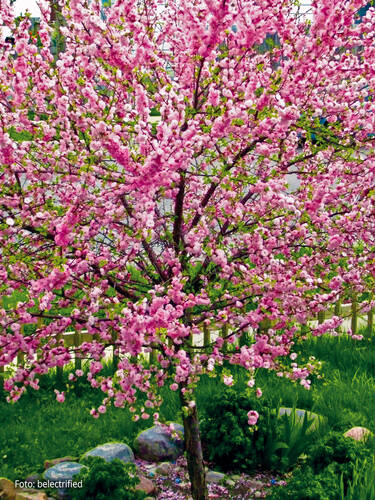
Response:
1,1,375,497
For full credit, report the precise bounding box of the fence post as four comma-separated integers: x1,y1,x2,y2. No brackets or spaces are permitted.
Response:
334,299,341,317
203,323,210,348
17,352,25,366
150,345,158,364
56,333,63,383
222,324,228,352
17,324,25,366
351,292,358,335
36,317,43,361
74,331,82,370
318,310,325,325
110,331,121,370
334,299,342,334
366,293,373,340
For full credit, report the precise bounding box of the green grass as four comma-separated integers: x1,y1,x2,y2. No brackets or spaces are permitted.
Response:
256,329,375,432
0,392,142,480
1,329,375,481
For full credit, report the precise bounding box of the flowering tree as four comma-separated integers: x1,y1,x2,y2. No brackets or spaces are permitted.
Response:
1,0,375,498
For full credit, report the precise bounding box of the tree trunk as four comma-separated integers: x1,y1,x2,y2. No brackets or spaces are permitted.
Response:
50,0,62,24
180,390,208,500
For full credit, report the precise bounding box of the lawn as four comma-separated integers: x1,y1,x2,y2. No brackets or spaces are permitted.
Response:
1,329,375,487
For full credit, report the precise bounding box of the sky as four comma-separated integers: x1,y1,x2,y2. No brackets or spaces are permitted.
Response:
3,0,313,37
13,0,41,16
11,0,312,18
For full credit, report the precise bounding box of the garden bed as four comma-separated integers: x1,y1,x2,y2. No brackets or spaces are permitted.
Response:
1,331,375,499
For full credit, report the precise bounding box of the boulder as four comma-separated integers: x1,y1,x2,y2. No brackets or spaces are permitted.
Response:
15,493,47,500
155,462,172,475
247,479,265,490
206,470,225,484
44,457,78,470
43,462,87,500
43,461,87,482
82,443,135,463
0,478,16,500
344,426,373,442
278,407,325,431
134,423,184,462
24,475,41,486
136,475,156,495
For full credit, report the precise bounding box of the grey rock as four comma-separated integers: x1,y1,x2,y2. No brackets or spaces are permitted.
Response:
248,479,266,490
278,407,325,431
43,462,87,482
206,470,225,483
82,442,135,463
43,462,87,499
134,423,184,462
155,462,172,475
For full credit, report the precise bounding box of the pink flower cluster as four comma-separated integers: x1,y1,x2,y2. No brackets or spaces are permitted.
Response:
247,410,259,426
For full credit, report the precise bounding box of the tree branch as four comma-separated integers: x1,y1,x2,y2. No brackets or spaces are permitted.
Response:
189,138,265,229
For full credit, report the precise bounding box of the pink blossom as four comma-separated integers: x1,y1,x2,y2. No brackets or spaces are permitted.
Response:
247,410,259,426
300,379,311,390
54,390,65,403
54,224,72,247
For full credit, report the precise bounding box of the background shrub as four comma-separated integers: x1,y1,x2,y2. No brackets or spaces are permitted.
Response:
306,431,367,486
70,456,147,500
269,432,374,500
267,466,339,500
200,388,283,472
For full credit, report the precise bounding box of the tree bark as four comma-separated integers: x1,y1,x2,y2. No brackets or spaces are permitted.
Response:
180,390,208,500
